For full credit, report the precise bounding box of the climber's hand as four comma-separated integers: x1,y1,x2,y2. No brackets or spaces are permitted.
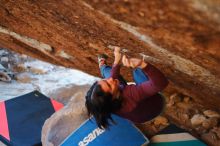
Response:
113,46,122,65
122,55,147,69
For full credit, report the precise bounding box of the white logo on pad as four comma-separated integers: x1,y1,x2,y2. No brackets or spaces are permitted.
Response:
78,128,105,146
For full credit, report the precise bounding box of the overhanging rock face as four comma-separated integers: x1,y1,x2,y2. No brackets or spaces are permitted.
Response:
0,0,220,109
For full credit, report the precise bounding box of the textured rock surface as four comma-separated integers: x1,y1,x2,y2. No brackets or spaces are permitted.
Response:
0,0,220,110
203,110,220,118
153,116,169,126
164,90,220,146
191,114,207,126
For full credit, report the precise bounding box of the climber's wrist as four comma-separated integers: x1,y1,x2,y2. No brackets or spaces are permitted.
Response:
139,61,147,69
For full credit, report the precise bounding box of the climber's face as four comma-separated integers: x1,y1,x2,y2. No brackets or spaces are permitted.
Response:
98,77,120,98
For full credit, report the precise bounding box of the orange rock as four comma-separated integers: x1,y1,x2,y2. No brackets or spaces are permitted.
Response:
191,114,206,126
153,116,169,126
203,110,220,118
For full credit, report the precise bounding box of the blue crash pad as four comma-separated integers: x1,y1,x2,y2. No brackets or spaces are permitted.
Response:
61,114,149,146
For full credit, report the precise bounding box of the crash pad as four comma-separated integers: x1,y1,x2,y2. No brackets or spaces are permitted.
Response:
149,124,207,146
61,114,149,146
0,91,63,146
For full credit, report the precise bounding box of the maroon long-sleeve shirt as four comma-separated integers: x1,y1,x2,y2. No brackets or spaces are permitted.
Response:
111,64,168,123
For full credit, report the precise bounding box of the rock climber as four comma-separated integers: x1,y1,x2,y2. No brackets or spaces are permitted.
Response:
85,46,168,129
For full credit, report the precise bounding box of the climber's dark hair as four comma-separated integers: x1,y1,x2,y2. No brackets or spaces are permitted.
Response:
85,81,122,129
